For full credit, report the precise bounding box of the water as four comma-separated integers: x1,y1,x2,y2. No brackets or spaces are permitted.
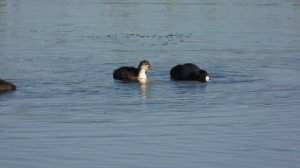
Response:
1,0,300,167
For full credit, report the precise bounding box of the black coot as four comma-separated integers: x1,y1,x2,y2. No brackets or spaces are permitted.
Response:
113,60,152,82
170,63,209,82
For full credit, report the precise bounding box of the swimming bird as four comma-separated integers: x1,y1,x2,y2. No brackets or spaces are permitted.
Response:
0,79,16,92
170,63,209,82
113,60,152,82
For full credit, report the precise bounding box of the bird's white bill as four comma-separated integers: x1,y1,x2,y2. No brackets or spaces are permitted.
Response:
205,76,210,82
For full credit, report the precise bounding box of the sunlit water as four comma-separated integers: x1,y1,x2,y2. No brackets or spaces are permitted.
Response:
1,0,300,167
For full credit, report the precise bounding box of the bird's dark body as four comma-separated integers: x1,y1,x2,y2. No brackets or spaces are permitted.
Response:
113,67,139,81
170,63,208,82
113,60,151,82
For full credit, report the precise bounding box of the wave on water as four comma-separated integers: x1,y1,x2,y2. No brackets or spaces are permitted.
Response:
209,70,263,84
87,33,193,46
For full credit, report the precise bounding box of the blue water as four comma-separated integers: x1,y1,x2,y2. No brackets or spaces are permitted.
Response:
1,0,300,167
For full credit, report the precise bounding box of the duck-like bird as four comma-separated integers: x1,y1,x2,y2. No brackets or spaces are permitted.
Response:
170,63,209,82
113,60,152,82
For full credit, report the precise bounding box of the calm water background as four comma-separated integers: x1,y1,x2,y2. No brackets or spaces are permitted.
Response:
1,0,300,167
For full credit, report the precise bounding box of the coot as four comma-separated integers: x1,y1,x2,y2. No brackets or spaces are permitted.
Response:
113,60,152,82
170,63,209,82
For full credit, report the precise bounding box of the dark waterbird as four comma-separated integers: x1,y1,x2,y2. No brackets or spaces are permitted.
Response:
170,63,209,82
113,60,152,83
0,79,16,92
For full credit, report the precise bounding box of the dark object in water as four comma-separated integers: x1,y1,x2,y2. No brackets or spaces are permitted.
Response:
0,79,16,92
113,60,152,82
170,63,209,82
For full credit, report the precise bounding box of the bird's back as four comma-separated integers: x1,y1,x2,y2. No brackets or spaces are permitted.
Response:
113,67,139,81
170,64,200,80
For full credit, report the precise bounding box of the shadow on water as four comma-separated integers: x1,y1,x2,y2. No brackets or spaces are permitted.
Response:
169,80,208,93
0,90,16,96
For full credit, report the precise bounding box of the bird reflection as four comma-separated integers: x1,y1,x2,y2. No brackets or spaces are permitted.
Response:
139,82,150,102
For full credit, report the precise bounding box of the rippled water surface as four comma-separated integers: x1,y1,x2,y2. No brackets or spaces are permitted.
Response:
1,0,300,167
